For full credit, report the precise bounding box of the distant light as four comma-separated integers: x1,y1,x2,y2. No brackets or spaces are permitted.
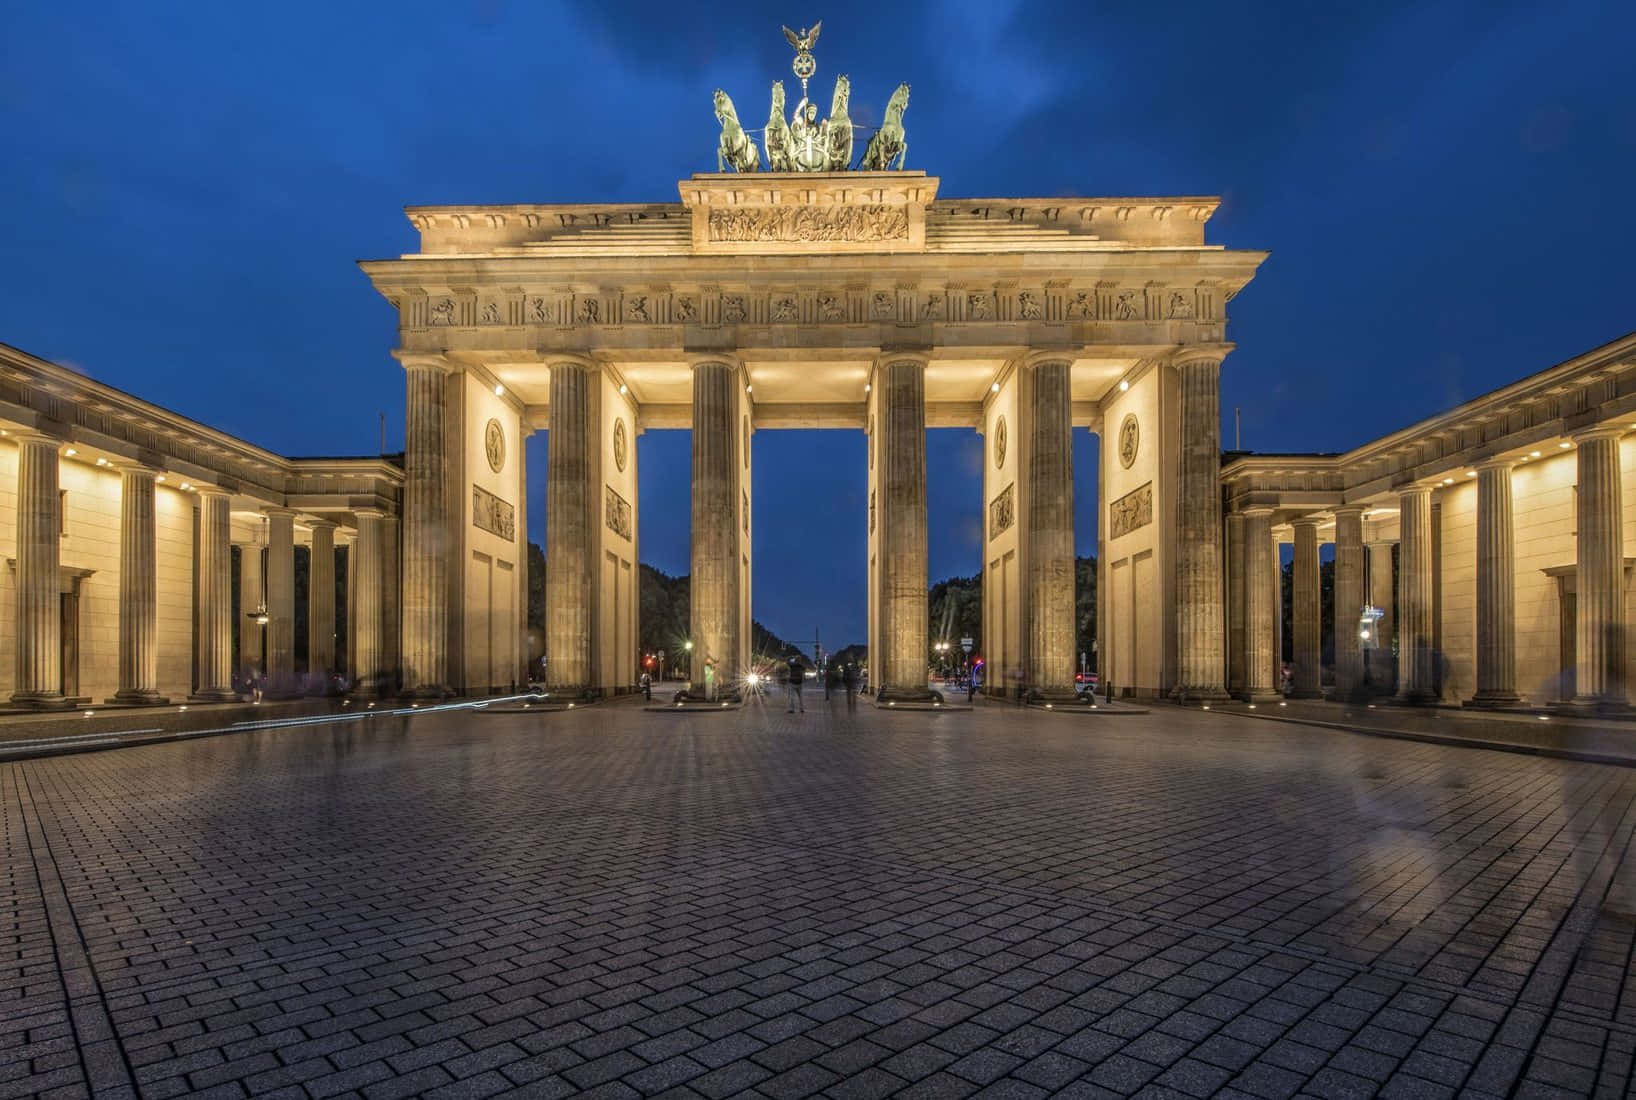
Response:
991,382,1000,393
179,705,188,711
746,672,760,686
888,701,896,707
1359,629,1371,640
1201,704,1210,710
180,482,191,490
1539,714,1549,721
1560,442,1571,449
1278,701,1286,707
1119,380,1130,392
95,457,107,466
1466,471,1476,477
568,702,575,708
618,384,628,395
1247,704,1256,709
157,475,166,483
83,711,93,717
494,383,505,396
864,382,871,393
1442,478,1453,485
1046,703,1053,709
1530,450,1541,458
745,384,753,393
64,447,77,456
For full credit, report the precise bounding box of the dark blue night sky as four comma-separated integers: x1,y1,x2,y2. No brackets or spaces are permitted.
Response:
4,1,1632,649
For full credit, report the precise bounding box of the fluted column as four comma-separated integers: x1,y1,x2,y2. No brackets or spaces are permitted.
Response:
1241,508,1278,700
381,514,400,692
1397,486,1436,702
1173,353,1227,699
1226,512,1246,698
1331,506,1365,699
265,509,296,695
191,487,236,701
11,434,67,708
351,510,384,695
307,520,336,689
1573,429,1625,707
1366,540,1396,690
1469,460,1520,706
238,523,264,677
111,466,166,704
1026,356,1076,699
690,360,740,696
401,357,450,697
546,360,594,693
1290,517,1322,697
877,356,931,701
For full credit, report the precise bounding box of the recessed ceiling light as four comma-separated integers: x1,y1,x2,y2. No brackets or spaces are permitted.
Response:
1466,470,1476,477
1118,380,1130,392
745,384,752,393
618,383,627,395
1530,450,1541,458
64,447,76,456
95,457,107,466
1559,442,1571,449
494,383,505,397
991,382,1000,393
156,475,166,483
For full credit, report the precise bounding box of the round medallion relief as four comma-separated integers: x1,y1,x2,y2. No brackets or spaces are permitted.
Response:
993,415,1007,469
484,418,505,473
1118,413,1140,470
612,417,628,473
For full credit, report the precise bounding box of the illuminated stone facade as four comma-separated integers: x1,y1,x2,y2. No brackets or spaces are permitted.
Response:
0,343,402,707
361,172,1267,698
1223,333,1636,709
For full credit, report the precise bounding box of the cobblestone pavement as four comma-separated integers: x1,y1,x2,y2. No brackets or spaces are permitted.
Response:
3,695,1634,1099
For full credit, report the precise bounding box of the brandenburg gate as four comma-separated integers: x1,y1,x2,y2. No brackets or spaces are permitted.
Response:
360,40,1266,701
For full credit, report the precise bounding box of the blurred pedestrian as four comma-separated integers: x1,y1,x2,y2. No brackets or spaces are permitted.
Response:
640,670,652,701
785,655,805,713
842,662,858,712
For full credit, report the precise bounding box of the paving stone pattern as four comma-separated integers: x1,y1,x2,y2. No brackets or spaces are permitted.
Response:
2,696,1634,1098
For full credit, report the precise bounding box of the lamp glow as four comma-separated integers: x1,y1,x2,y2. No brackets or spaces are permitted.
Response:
494,383,505,396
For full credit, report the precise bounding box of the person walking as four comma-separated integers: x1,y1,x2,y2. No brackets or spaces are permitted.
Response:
842,661,858,713
640,670,652,701
785,655,805,713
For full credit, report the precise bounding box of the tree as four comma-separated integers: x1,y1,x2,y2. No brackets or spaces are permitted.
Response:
527,541,545,628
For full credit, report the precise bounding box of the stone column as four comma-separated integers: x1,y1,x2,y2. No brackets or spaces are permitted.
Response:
1397,486,1436,702
1290,517,1322,697
238,522,264,678
1226,512,1246,698
1026,356,1076,699
265,509,296,695
381,514,400,692
1331,506,1365,699
11,434,67,708
1469,460,1520,706
1367,540,1396,690
1573,429,1625,707
111,466,166,704
877,356,932,701
307,520,336,690
691,360,741,695
191,488,236,701
1273,534,1285,690
1241,508,1279,701
351,510,384,695
546,360,594,693
1173,352,1227,699
401,356,450,697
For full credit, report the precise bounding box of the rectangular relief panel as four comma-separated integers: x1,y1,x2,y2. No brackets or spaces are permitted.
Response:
472,485,515,540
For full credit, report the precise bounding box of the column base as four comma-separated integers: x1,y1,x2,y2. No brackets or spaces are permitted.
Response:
1557,695,1629,717
9,691,73,711
106,690,171,706
1169,686,1231,703
1393,691,1441,707
876,685,939,704
1027,687,1083,705
403,684,453,701
1464,691,1521,709
188,688,241,703
1240,691,1283,704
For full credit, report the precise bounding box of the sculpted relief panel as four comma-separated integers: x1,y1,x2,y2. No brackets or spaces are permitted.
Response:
1109,482,1153,540
707,205,909,244
605,486,633,541
472,485,516,541
989,483,1015,539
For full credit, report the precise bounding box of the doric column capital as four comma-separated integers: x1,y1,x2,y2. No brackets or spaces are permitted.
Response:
194,484,230,500
263,506,297,519
393,350,459,374
547,353,599,372
1477,456,1518,473
1170,344,1233,369
1239,505,1276,519
1332,504,1366,520
876,351,931,371
353,507,387,520
1572,425,1624,445
1399,484,1433,502
1291,515,1322,531
308,517,338,532
685,352,742,372
1021,349,1074,371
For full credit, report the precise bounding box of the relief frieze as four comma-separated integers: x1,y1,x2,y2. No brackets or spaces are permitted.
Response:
472,484,516,541
706,204,909,244
989,483,1015,539
605,485,633,541
1109,481,1153,540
